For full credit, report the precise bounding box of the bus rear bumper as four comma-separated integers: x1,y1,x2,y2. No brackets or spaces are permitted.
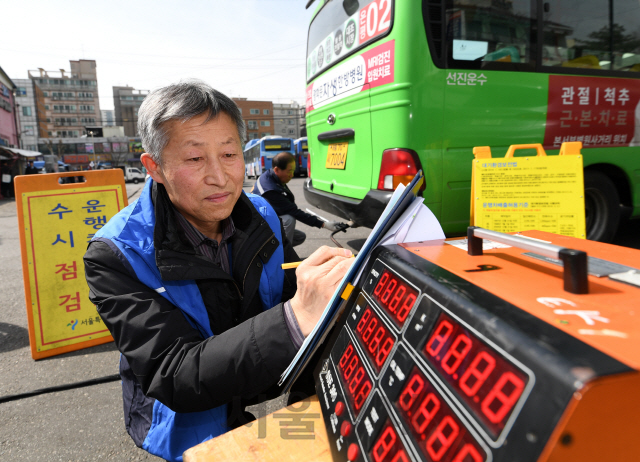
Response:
303,178,392,228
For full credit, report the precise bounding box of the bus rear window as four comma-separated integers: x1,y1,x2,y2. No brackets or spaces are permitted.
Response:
263,140,291,151
307,0,393,82
446,0,535,69
542,0,640,72
434,0,640,74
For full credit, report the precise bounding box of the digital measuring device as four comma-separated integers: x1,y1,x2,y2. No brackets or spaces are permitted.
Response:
313,229,640,462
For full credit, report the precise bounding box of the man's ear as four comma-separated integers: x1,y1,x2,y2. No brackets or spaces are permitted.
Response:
140,153,164,184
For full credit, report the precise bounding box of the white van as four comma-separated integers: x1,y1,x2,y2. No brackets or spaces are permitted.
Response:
118,167,146,184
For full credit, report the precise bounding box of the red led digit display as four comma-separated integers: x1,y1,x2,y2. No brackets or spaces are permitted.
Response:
371,269,418,328
354,306,396,373
423,312,528,438
396,368,487,462
371,420,412,462
337,341,373,416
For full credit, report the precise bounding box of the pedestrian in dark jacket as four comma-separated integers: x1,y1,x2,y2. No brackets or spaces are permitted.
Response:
24,160,39,174
83,80,353,461
1,161,13,198
251,152,344,246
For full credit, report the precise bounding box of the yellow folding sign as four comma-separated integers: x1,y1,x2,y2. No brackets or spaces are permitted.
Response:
15,170,127,359
471,142,586,239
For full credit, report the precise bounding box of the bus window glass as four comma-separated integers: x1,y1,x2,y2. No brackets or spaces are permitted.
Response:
543,0,608,69
264,139,292,151
446,0,535,69
614,0,640,72
543,0,640,71
307,0,393,81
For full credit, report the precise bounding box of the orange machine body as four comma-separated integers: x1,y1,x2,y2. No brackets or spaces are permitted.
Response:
402,231,640,461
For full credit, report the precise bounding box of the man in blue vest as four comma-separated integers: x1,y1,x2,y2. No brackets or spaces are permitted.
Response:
251,151,344,246
83,80,353,461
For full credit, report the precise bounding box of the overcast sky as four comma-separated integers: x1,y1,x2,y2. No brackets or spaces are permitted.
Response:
2,0,315,110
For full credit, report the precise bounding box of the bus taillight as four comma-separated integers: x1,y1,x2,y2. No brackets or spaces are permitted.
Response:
261,156,265,170
377,149,424,192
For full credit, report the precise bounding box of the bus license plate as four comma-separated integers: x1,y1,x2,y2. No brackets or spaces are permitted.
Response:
326,142,348,169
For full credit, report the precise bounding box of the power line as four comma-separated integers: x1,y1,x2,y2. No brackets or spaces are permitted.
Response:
119,45,306,85
19,90,305,100
0,43,305,64
27,113,306,125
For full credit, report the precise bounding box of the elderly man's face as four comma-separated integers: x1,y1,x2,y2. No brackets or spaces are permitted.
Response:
274,160,296,184
144,112,245,236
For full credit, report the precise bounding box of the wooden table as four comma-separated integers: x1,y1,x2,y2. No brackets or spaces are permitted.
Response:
183,395,333,462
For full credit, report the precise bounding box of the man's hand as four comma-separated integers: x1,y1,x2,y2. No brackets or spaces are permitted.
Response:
289,246,354,337
323,221,347,232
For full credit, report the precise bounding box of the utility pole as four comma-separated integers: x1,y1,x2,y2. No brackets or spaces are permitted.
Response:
87,129,96,169
13,96,23,149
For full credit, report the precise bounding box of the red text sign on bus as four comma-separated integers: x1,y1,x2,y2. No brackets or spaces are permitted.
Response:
306,40,395,113
544,75,640,148
359,0,391,45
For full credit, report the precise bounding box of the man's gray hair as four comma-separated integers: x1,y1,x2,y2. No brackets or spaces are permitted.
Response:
138,79,246,164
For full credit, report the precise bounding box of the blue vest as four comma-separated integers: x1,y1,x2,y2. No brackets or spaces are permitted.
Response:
94,180,285,461
251,168,284,196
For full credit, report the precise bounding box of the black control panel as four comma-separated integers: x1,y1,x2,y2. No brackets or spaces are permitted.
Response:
313,244,628,462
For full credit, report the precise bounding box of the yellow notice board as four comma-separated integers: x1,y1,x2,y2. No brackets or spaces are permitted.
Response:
15,170,127,359
471,142,586,238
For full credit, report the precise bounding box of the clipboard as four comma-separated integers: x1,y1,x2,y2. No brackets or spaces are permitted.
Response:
281,171,425,391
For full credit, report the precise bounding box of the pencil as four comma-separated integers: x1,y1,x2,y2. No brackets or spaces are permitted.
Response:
281,255,355,270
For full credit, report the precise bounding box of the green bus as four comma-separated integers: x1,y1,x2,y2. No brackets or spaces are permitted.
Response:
302,0,640,242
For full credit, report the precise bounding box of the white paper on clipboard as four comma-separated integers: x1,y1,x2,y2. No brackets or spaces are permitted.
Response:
279,184,408,385
279,171,446,390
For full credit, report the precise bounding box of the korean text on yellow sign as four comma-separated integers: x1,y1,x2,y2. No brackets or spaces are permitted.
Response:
473,155,586,238
16,171,127,359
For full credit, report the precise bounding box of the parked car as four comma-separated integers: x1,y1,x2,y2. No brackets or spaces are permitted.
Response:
33,159,68,174
117,166,146,184
33,160,46,174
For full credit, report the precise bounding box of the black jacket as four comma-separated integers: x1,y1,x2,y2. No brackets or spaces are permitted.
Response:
253,169,324,228
84,183,300,423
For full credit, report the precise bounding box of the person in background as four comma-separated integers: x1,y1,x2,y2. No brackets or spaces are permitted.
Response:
63,165,76,183
251,151,344,246
24,161,39,175
1,160,13,199
83,80,353,461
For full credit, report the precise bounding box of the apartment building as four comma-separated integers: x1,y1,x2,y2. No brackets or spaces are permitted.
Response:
101,109,116,127
0,66,18,148
13,78,39,150
273,102,302,139
299,104,306,137
113,86,148,136
232,98,274,141
28,59,101,139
